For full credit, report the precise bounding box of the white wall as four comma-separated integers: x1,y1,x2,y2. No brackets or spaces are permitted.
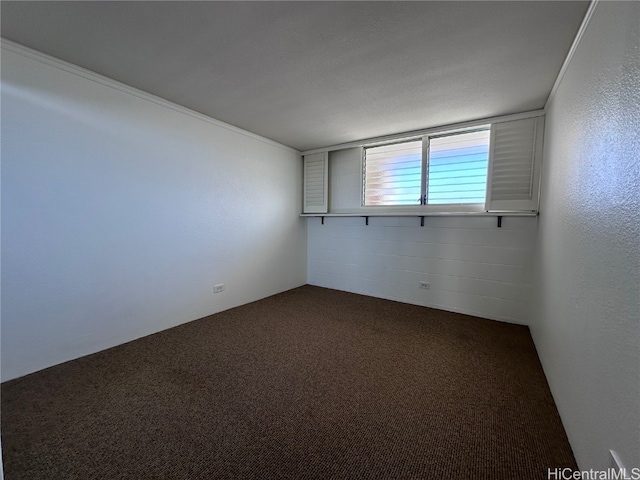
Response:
1,43,307,382
308,138,538,325
532,1,639,471
308,214,537,324
328,148,363,213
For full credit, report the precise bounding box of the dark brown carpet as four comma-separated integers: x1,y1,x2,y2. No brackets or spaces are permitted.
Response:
1,285,576,479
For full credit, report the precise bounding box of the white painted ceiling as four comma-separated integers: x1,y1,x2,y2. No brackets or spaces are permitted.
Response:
1,1,589,151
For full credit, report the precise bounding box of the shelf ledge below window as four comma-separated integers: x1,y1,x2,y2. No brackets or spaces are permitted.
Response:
300,211,537,228
300,212,537,217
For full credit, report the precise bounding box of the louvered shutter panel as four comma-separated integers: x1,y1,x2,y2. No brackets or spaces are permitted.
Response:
303,152,328,213
485,116,544,212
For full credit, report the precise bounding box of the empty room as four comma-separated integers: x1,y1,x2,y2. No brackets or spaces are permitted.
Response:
1,1,638,479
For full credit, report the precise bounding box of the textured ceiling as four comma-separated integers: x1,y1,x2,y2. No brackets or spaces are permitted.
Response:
1,1,589,151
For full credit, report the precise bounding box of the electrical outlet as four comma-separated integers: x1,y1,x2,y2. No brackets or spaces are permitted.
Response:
213,284,225,293
419,281,430,289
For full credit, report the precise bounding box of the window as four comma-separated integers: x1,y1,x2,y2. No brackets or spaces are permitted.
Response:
362,139,422,206
363,127,491,207
302,114,544,214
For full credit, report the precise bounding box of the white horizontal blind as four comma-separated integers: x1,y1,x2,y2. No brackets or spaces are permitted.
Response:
428,129,490,204
303,152,328,213
364,140,422,206
486,117,543,211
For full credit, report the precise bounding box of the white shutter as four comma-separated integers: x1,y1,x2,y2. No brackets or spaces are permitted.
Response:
303,152,328,213
485,116,544,212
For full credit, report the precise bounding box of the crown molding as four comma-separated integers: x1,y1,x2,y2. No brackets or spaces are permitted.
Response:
544,0,599,110
1,38,301,155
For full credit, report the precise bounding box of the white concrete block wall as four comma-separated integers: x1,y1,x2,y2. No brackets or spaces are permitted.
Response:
308,215,537,324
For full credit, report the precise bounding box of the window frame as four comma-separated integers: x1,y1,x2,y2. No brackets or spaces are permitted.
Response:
361,137,424,208
361,125,491,213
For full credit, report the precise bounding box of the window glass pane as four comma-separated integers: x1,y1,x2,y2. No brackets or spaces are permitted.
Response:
364,140,422,206
427,129,490,204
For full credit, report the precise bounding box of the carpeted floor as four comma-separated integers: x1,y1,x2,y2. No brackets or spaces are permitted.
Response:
1,285,576,479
